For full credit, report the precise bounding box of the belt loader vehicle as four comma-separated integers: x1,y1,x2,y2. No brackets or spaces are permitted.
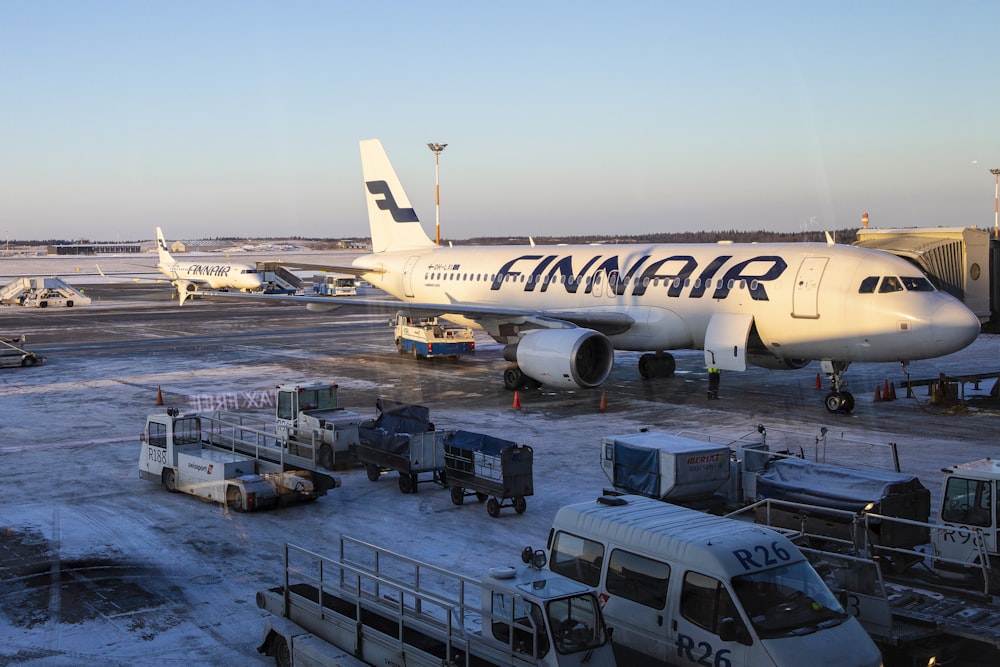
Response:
539,494,883,667
275,381,364,470
256,536,617,667
138,408,338,511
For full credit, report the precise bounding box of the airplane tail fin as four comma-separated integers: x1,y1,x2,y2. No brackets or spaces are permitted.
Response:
360,139,436,253
155,227,175,266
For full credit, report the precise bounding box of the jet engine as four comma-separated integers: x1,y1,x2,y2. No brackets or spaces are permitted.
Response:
503,328,614,389
746,351,810,371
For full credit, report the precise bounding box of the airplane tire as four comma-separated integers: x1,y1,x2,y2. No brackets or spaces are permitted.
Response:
824,392,846,413
503,367,523,390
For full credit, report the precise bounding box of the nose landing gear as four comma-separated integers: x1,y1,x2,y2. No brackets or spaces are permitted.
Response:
821,360,855,413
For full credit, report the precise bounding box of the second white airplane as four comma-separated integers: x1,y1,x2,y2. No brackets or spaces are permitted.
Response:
213,139,982,413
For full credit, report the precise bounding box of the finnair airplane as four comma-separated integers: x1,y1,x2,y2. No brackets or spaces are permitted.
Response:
213,139,982,413
101,227,264,304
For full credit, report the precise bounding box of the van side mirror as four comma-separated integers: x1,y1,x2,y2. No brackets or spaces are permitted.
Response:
719,617,751,645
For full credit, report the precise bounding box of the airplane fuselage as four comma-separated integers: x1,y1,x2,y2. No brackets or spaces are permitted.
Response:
159,261,263,291
355,241,979,365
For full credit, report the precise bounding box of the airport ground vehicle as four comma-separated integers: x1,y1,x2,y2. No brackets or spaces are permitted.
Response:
0,335,43,368
312,274,357,296
393,315,475,359
443,430,533,517
138,408,339,511
275,382,364,470
256,536,617,667
356,398,448,493
541,494,883,667
601,429,1000,663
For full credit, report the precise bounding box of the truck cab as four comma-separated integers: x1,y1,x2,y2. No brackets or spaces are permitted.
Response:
935,458,999,579
275,382,361,469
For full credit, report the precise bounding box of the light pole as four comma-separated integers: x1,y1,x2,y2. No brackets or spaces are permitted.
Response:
991,169,1000,240
428,143,447,245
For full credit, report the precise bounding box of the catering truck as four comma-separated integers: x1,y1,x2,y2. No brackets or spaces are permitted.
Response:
256,536,617,667
540,494,882,667
138,408,339,511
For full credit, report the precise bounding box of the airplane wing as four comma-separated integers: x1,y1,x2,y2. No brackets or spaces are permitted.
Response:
265,261,385,277
201,290,635,336
96,264,170,283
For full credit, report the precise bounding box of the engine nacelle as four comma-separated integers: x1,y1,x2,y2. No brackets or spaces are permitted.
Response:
746,352,809,371
504,328,614,389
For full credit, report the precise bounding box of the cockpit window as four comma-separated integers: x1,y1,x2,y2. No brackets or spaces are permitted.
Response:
901,276,934,291
878,276,903,293
858,276,879,294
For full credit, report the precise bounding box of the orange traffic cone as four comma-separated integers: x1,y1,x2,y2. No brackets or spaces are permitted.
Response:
888,382,897,400
512,391,522,409
815,373,823,390
883,379,892,401
599,391,608,412
873,385,882,402
156,386,164,406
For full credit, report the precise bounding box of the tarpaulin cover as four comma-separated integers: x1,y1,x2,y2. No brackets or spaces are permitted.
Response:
612,442,660,497
755,457,926,512
358,398,432,454
444,430,515,456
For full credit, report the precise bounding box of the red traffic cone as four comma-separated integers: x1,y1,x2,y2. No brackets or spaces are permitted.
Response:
815,373,823,390
873,385,882,402
599,391,608,412
888,381,897,400
883,379,892,401
512,391,521,409
156,386,164,406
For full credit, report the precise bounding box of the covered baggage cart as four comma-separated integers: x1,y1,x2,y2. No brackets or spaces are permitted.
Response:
443,430,533,517
356,398,446,494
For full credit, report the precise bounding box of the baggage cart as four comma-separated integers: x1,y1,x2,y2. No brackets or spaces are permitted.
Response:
443,430,533,517
356,398,446,494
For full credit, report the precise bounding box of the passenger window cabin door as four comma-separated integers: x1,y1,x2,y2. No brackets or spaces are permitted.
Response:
601,549,672,664
673,571,749,667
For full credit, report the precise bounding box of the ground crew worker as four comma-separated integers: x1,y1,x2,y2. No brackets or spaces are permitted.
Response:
707,366,721,399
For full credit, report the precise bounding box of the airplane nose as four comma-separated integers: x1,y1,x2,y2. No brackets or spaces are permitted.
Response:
931,299,981,352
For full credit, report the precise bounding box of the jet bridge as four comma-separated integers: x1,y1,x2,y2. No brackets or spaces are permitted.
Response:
0,276,92,307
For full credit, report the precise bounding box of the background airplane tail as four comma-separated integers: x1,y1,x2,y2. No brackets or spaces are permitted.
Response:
155,227,175,266
360,139,436,254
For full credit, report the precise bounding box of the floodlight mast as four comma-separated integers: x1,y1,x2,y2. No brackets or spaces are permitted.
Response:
991,168,1000,240
428,143,448,245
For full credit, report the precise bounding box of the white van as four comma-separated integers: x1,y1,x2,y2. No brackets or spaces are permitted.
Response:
545,495,882,667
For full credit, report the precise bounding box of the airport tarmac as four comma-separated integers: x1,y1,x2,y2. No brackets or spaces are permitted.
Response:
1,276,999,665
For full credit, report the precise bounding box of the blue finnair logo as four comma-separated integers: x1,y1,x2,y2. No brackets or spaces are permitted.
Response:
366,180,419,222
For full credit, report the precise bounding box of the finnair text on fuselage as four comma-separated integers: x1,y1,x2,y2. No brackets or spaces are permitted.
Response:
176,264,236,279
425,252,786,301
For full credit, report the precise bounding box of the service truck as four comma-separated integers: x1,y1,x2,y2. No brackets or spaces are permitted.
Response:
539,494,883,667
601,429,1000,664
312,274,357,296
393,314,475,359
0,335,43,368
275,382,364,470
256,536,617,667
138,408,339,511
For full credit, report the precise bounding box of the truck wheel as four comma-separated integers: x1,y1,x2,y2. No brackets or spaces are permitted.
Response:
450,486,465,506
318,444,334,470
487,497,501,518
163,469,177,492
21,355,36,367
398,473,417,494
226,486,245,512
513,496,527,514
396,338,404,353
271,634,291,667
366,464,381,482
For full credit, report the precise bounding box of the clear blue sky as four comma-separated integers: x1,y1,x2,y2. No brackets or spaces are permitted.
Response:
3,1,999,241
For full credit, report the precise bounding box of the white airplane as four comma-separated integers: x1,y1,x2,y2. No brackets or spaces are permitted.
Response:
100,227,265,304
211,139,982,413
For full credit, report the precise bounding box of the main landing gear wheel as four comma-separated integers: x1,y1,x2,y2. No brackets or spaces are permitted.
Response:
503,367,542,390
638,352,676,379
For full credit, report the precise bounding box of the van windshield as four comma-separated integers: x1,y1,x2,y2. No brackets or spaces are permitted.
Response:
731,561,847,639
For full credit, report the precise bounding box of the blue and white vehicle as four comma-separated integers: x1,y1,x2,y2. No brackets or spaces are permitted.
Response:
394,314,475,359
544,495,883,667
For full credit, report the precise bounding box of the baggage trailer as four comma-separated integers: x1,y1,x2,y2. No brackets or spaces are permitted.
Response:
443,430,533,517
138,408,339,511
356,398,447,494
256,537,617,667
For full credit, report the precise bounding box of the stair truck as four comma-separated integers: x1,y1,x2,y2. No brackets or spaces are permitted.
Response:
393,314,475,359
275,382,364,470
600,430,1000,663
138,408,339,511
539,494,883,667
256,535,617,667
356,398,448,494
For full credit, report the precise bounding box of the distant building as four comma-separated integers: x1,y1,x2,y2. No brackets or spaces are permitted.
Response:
47,243,143,255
